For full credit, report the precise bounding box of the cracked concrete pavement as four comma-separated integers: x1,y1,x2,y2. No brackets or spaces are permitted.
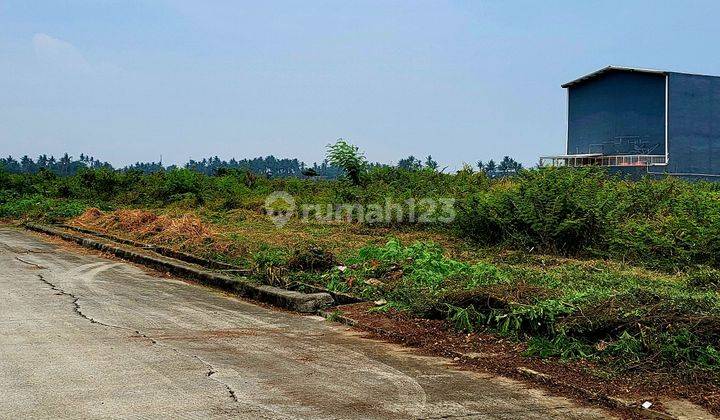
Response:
0,227,614,419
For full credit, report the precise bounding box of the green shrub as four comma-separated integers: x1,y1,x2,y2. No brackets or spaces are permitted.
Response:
456,167,720,271
0,195,88,222
5,164,720,271
251,246,288,286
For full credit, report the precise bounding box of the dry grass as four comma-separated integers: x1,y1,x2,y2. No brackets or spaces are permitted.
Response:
70,207,470,264
73,208,233,255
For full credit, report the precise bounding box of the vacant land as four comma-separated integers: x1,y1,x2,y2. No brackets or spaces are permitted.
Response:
4,152,720,412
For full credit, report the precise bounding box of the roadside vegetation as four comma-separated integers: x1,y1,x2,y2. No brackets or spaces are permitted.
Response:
323,239,720,381
3,140,720,385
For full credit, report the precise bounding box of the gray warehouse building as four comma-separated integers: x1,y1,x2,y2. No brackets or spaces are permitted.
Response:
542,66,720,178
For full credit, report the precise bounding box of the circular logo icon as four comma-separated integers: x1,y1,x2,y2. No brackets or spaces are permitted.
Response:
264,191,295,227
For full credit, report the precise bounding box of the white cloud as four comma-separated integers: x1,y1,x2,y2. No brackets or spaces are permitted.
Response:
32,33,92,74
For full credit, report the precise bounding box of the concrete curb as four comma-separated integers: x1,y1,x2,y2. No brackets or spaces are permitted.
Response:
513,367,675,419
25,223,334,313
60,224,248,273
297,282,364,305
319,309,677,420
61,224,362,304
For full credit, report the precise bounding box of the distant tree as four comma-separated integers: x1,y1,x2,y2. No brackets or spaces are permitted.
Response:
0,156,20,173
124,161,165,173
497,156,522,172
397,155,423,171
180,154,336,178
301,168,318,177
485,159,496,173
423,155,438,171
20,155,36,173
58,153,71,175
0,150,362,179
326,138,366,185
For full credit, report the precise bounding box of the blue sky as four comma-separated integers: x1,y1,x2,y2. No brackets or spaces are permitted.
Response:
2,1,720,168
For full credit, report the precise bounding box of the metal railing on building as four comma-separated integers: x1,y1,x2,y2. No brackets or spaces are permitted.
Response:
539,154,666,167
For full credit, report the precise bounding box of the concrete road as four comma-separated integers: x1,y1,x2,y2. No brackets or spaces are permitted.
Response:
0,227,612,419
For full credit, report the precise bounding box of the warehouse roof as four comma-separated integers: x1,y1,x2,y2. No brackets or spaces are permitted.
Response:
561,66,666,88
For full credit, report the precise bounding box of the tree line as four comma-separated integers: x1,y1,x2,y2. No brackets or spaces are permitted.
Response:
477,156,523,176
0,152,523,178
0,153,113,176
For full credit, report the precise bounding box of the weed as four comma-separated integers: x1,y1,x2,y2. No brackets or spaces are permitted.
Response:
251,246,288,286
325,310,344,322
369,300,409,313
446,304,481,332
524,335,596,360
687,266,720,290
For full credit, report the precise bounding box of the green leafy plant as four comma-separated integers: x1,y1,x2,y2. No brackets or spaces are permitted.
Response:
251,246,288,286
446,304,481,332
326,139,366,186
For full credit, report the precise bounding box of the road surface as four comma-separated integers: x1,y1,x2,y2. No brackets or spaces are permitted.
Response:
0,227,612,419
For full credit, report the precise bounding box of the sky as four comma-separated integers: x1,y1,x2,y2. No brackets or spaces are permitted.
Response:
2,1,720,169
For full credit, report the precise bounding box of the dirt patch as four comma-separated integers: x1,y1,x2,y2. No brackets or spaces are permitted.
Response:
337,302,720,418
75,207,103,222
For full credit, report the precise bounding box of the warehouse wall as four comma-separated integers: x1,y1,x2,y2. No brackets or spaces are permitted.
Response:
667,73,720,175
567,71,666,156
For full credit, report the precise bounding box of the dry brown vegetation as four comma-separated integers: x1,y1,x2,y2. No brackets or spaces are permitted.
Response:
73,208,234,255
70,207,468,264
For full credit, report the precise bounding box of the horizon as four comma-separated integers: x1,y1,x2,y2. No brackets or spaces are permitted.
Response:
3,1,720,169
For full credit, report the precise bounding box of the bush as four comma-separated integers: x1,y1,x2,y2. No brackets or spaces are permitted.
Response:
0,195,88,222
455,167,720,271
251,246,288,286
456,167,616,254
